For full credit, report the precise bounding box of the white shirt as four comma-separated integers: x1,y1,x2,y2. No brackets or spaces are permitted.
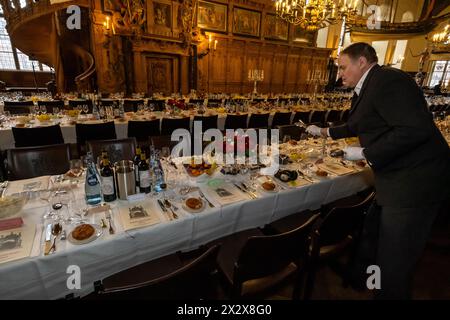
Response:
354,64,377,96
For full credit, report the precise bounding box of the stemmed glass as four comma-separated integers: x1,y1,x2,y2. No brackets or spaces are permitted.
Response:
83,104,89,115
149,103,155,113
39,105,47,115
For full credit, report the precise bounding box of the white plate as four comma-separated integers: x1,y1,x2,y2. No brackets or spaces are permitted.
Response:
182,198,205,213
68,224,103,245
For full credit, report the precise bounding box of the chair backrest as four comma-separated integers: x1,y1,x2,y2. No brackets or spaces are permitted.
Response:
272,112,292,127
224,114,248,130
75,122,117,154
207,99,222,108
123,99,143,113
148,100,165,111
7,143,71,180
325,110,342,123
4,101,32,115
161,117,191,136
293,111,311,124
150,135,186,152
37,100,64,114
309,110,326,125
193,115,218,131
98,99,119,107
341,109,350,122
233,214,318,286
127,120,160,141
189,99,205,105
316,191,375,248
87,138,137,165
92,245,221,300
248,113,269,129
277,124,304,141
12,124,64,148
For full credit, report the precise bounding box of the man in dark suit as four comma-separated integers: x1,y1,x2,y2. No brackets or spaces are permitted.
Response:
306,42,450,299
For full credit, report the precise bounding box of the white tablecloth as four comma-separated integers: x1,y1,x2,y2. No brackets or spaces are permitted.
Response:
0,166,373,299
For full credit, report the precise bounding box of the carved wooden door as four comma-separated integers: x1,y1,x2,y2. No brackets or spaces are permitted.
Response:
146,57,175,95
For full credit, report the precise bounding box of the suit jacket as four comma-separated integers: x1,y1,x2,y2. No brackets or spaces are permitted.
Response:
330,65,450,207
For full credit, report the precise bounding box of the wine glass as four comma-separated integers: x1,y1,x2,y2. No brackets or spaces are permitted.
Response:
39,105,47,115
83,104,89,115
149,103,155,113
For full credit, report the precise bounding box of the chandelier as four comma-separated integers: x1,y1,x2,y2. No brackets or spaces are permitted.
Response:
275,0,359,32
430,25,450,46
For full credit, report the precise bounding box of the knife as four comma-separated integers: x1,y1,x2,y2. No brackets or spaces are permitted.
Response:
157,199,167,212
234,183,256,199
241,182,258,198
44,224,53,256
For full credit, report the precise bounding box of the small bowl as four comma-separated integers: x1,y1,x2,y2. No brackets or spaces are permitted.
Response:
0,195,26,219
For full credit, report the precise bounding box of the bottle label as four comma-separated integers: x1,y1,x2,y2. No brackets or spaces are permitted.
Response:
87,172,99,186
102,176,115,195
139,170,151,188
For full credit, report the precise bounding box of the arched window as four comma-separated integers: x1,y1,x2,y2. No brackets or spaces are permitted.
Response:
0,4,52,71
401,11,414,23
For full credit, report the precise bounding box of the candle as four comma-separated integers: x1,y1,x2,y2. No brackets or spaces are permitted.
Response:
261,70,264,79
208,35,212,49
106,16,110,30
214,40,218,50
248,70,251,80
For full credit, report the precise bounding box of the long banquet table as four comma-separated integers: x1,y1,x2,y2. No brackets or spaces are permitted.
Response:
0,155,373,299
0,108,340,150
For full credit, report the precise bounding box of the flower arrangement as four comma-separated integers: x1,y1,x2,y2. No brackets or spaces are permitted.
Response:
167,99,187,111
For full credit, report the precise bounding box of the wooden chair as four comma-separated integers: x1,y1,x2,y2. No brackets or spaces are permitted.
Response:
271,112,292,128
277,124,304,141
4,101,32,115
12,125,64,148
302,191,376,299
193,115,218,131
248,113,269,129
160,117,190,136
309,110,327,125
6,143,71,180
86,138,136,165
215,214,319,299
293,111,311,124
224,114,248,130
75,122,117,155
123,99,144,113
127,119,160,142
86,245,221,300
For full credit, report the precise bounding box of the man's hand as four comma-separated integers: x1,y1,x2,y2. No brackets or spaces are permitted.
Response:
343,147,366,161
306,125,323,137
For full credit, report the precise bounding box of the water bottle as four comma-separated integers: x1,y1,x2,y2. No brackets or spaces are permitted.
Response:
152,159,165,193
85,152,102,205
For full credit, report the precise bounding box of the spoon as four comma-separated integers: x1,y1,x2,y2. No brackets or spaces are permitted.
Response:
50,223,62,253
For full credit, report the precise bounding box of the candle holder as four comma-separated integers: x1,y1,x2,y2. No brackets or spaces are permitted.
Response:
306,68,329,97
198,34,218,59
248,69,264,95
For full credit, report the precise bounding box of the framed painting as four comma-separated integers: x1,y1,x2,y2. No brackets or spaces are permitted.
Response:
292,26,316,46
264,14,288,41
153,2,172,28
197,1,228,32
233,7,261,37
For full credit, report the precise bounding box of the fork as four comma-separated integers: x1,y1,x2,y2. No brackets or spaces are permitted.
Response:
105,211,115,234
198,190,214,208
163,200,178,220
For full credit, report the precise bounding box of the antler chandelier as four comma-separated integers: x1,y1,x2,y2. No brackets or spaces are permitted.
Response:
275,0,359,32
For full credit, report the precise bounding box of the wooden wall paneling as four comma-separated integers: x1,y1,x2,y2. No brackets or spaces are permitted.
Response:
261,50,273,93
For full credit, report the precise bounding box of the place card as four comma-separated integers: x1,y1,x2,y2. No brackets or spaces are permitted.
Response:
117,201,161,231
0,224,35,265
3,176,50,197
317,163,354,176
